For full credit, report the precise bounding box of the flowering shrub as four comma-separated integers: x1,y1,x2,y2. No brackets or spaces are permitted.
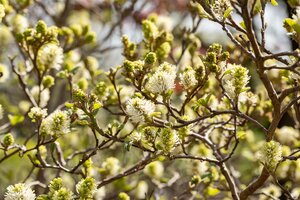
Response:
0,0,300,199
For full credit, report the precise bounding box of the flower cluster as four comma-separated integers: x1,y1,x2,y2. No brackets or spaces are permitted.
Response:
38,178,73,200
144,161,164,180
179,66,198,89
10,14,28,33
28,106,48,122
40,110,70,137
146,62,176,95
222,63,250,101
259,141,282,171
4,183,36,200
37,43,64,71
158,128,179,154
100,157,120,176
212,0,232,21
76,177,97,200
125,96,155,123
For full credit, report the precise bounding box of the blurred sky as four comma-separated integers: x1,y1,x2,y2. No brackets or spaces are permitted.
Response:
91,0,292,68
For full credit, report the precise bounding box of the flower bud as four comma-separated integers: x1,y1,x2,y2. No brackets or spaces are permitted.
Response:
36,20,47,34
2,133,14,148
76,177,97,200
42,75,55,88
142,20,158,40
144,52,157,65
118,192,130,200
144,161,164,179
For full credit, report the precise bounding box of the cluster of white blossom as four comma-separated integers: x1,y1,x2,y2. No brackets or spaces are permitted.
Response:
40,110,70,137
76,177,97,199
28,106,48,122
37,43,64,71
259,141,282,171
146,62,176,95
212,0,232,21
276,126,299,145
125,97,155,123
4,183,36,200
179,66,198,89
144,161,164,180
222,63,250,101
101,157,120,175
10,14,28,33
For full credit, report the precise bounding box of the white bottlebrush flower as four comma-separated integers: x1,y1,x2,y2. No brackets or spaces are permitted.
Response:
179,66,197,89
146,62,176,94
159,128,179,154
259,141,282,171
128,131,142,142
4,183,36,200
144,161,164,179
135,181,148,199
222,63,250,100
259,184,281,200
101,157,120,175
37,43,64,71
212,0,232,21
239,91,258,105
76,177,97,199
30,86,50,108
94,187,106,200
0,63,9,83
125,97,155,123
156,15,173,32
276,126,299,145
10,14,28,33
40,110,70,137
28,106,48,121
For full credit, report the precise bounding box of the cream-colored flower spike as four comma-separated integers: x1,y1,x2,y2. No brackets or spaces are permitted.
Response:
37,43,64,71
4,183,36,200
146,62,176,94
222,63,250,101
125,97,155,123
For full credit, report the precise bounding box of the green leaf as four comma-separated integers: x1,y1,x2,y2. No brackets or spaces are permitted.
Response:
292,23,300,34
284,18,296,27
270,0,278,6
93,101,102,110
8,114,24,126
207,187,220,196
223,7,233,18
65,102,74,108
240,21,246,29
